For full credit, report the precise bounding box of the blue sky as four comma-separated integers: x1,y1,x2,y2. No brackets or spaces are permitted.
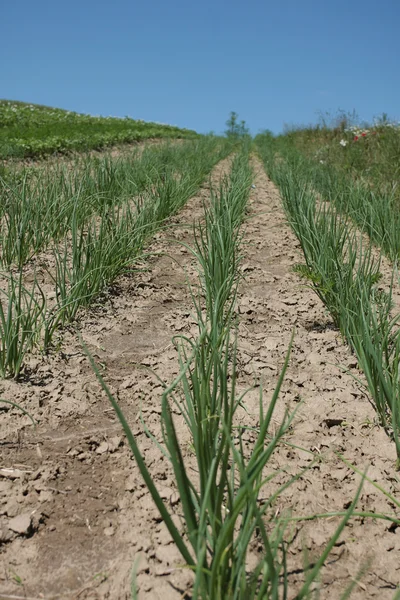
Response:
2,0,399,134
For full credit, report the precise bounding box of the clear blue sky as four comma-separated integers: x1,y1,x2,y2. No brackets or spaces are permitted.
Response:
2,0,399,134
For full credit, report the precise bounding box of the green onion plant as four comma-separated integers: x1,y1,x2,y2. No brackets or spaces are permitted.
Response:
87,145,363,598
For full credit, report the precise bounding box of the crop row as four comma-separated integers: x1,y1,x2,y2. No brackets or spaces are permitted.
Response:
256,136,400,469
0,138,227,268
0,138,231,377
2,139,399,596
90,144,400,598
256,131,400,261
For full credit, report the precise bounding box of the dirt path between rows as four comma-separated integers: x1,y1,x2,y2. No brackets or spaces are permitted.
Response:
0,156,399,599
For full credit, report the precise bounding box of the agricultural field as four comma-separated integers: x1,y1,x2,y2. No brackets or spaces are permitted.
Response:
0,110,400,600
0,101,198,159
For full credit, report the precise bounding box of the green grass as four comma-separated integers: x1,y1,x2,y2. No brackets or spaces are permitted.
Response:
0,100,199,159
256,118,400,261
280,113,400,195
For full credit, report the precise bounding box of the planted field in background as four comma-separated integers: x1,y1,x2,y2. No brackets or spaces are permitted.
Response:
0,138,228,268
0,100,199,159
280,112,400,196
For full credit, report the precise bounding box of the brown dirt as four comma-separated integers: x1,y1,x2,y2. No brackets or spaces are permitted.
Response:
0,156,399,600
1,138,183,170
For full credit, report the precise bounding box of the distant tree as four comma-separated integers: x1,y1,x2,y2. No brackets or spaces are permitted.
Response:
258,128,274,137
239,120,249,137
254,128,274,145
225,111,239,137
225,111,249,138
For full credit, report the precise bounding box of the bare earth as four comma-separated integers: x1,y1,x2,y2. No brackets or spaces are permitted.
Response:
1,138,180,170
0,156,399,599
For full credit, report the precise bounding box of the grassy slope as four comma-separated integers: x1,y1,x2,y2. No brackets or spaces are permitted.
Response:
276,119,400,197
0,100,199,159
255,120,400,259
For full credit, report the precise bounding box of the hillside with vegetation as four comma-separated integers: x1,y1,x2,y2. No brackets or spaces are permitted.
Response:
0,100,199,158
